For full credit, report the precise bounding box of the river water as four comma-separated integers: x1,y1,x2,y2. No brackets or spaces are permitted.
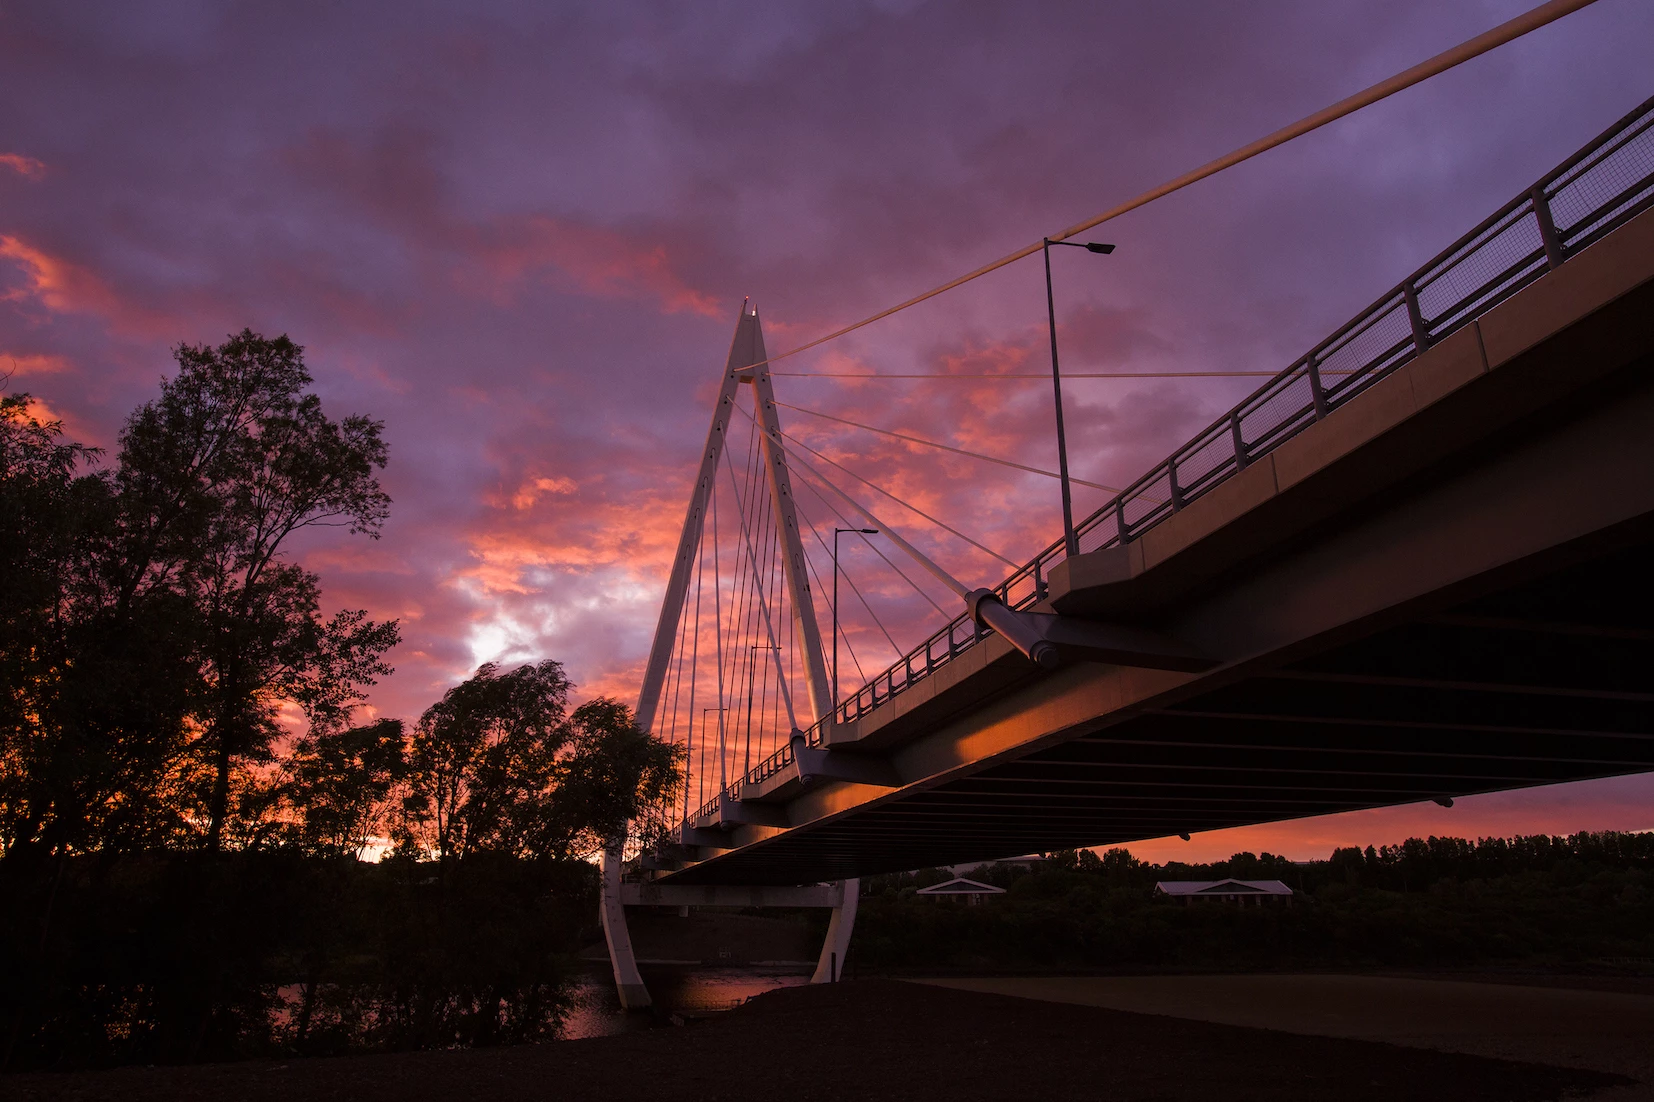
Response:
561,963,814,1038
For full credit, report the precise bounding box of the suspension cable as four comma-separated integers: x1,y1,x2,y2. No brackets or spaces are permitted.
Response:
730,399,976,599
757,485,781,759
723,419,762,744
711,477,729,792
773,371,1283,379
685,505,705,817
723,433,799,731
834,578,870,688
794,492,903,656
777,400,1121,493
748,450,779,761
664,540,692,801
782,429,1017,568
756,561,775,763
797,532,871,689
793,472,950,617
728,0,1599,374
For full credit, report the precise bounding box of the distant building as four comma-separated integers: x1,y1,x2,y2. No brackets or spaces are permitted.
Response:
945,854,1046,876
999,854,1048,869
1155,879,1294,906
915,877,1007,905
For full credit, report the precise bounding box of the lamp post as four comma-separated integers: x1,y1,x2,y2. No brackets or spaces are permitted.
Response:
833,527,878,707
1043,237,1115,557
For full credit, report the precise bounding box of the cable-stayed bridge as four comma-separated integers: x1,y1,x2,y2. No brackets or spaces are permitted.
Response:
600,93,1654,1006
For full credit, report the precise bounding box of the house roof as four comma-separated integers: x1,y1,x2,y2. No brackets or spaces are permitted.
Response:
916,877,1006,896
1154,878,1293,896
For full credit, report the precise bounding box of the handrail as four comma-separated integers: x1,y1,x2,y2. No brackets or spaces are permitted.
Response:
702,91,1654,827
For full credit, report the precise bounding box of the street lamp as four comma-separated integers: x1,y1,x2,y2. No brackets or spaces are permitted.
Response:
832,527,878,707
1043,237,1115,558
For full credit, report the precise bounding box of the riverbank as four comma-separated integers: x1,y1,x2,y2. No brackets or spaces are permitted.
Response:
926,973,1654,1100
1,979,1629,1101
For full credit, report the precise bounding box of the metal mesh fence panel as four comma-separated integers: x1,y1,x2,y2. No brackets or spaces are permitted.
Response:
1318,296,1413,402
1076,506,1124,555
1121,470,1175,535
1416,203,1546,335
1236,369,1318,455
1172,423,1241,499
1549,106,1654,248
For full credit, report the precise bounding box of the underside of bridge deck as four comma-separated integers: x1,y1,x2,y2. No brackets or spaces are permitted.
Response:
664,528,1654,883
775,542,1654,875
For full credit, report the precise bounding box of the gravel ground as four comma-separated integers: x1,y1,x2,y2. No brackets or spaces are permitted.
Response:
0,979,1629,1102
923,974,1654,1101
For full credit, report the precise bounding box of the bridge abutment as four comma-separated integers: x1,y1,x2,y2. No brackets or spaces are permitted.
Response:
599,839,652,1010
811,878,859,983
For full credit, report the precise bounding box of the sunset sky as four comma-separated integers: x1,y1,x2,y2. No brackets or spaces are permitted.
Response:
3,0,1651,862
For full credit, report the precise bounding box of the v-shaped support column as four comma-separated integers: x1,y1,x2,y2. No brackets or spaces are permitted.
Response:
602,301,755,1011
743,308,833,724
603,303,853,1011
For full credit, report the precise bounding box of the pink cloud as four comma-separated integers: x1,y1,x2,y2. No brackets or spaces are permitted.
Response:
282,126,724,318
0,153,46,179
0,234,178,340
1,235,117,315
468,215,724,318
501,473,578,512
1,349,73,377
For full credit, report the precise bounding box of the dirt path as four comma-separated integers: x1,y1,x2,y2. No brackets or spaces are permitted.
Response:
1,979,1628,1101
922,974,1654,1101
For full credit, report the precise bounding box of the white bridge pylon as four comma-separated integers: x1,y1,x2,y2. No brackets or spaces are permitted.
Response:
601,302,855,1009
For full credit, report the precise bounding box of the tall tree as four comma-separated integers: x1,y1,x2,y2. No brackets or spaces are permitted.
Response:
401,662,681,862
282,718,408,858
0,394,199,860
1,331,400,861
403,661,571,862
551,697,683,856
0,394,105,859
113,331,396,850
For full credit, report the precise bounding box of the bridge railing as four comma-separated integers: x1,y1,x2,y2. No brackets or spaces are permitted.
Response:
718,91,1654,812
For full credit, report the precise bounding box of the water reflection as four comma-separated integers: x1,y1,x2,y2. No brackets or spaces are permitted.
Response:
563,963,813,1038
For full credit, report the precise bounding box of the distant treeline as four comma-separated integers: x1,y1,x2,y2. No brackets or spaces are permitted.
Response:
1,334,680,1071
853,832,1654,974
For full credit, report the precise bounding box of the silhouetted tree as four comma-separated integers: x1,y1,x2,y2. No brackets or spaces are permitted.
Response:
1,332,398,862
111,331,396,850
1,393,103,859
400,662,681,862
282,718,409,857
547,697,682,856
0,393,198,860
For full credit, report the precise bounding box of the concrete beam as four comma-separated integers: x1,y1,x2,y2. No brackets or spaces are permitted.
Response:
621,882,844,908
793,743,903,788
679,823,734,849
1030,611,1214,671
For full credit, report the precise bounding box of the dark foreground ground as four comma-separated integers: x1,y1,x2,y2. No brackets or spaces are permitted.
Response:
0,980,1632,1102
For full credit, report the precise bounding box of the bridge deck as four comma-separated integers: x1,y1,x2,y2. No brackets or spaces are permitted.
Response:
657,104,1654,886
